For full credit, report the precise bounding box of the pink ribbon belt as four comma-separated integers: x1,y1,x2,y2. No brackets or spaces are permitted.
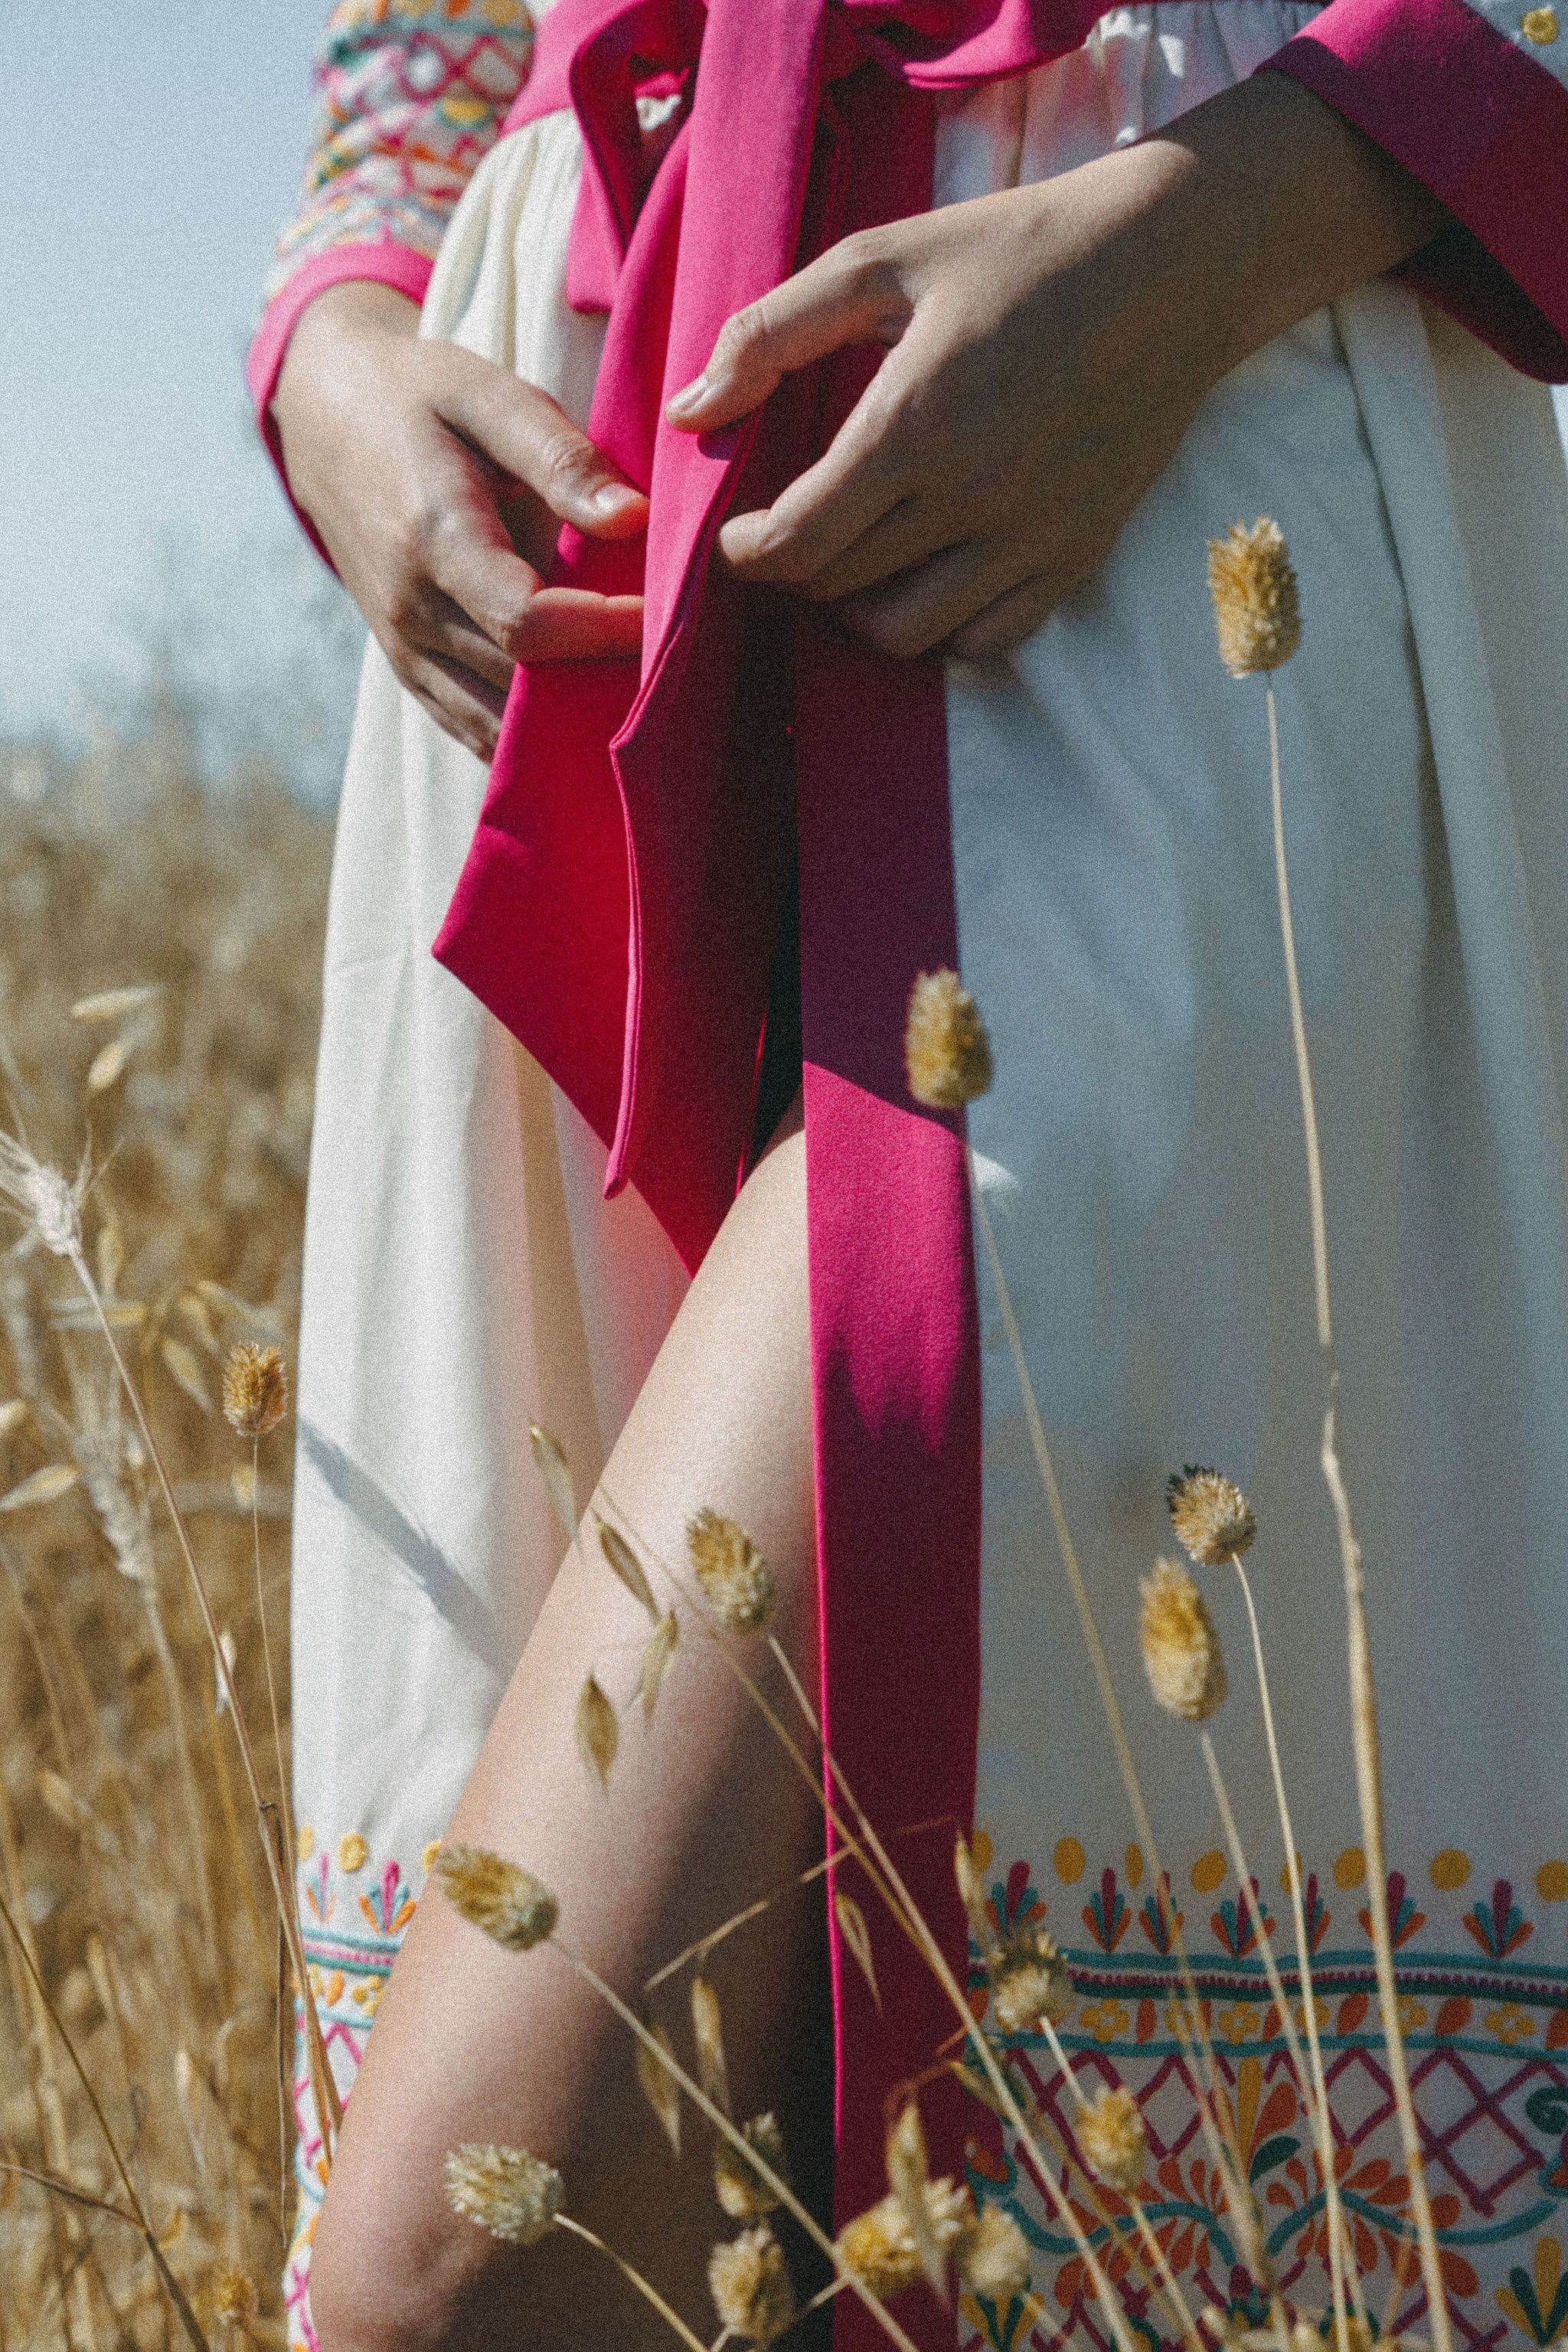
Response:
433,4,1087,2331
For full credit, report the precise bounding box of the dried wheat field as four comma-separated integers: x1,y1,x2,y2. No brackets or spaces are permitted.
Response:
0,713,332,2347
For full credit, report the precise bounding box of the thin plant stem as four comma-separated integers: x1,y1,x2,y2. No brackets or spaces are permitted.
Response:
1267,684,1331,1356
0,1880,211,2352
1198,1733,1357,2348
554,2214,713,2352
139,1587,218,1961
70,1253,341,2151
1262,676,1450,2352
1229,1558,1364,2343
250,1432,298,1873
969,1179,1276,2312
595,1498,1146,2352
1037,2014,1206,2352
554,1941,926,2352
644,1853,839,1994
1323,1420,1449,2352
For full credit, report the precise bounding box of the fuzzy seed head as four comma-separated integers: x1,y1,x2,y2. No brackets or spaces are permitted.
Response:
0,1136,87,1259
444,2143,564,2243
211,2266,260,2328
708,2225,796,2344
715,2112,789,2220
837,2180,974,2301
222,1343,287,1439
990,1922,1074,2034
688,1510,776,1635
956,2205,1031,2301
1207,517,1302,678
1166,1465,1256,1565
905,969,993,1109
434,1843,558,1950
1077,2084,1148,2193
1140,1555,1227,1723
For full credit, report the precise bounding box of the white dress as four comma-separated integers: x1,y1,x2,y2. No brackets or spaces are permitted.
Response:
284,8,1568,2346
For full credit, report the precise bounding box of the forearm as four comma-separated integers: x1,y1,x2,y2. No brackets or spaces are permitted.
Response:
1102,72,1449,396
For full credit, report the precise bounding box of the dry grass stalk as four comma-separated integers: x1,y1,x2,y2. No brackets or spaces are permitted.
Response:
1218,531,1452,2352
0,731,331,2337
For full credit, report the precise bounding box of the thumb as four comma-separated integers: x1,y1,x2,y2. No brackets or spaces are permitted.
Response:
442,364,648,539
666,241,909,433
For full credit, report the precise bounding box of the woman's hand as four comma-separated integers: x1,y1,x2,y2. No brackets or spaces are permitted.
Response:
668,76,1444,664
273,282,648,760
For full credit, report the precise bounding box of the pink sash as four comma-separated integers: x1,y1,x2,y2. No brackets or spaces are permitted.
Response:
432,8,1089,2333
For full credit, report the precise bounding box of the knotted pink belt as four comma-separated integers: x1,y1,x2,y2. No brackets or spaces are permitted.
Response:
433,5,1091,2331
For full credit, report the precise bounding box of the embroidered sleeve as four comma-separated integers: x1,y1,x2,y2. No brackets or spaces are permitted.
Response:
263,0,536,304
1262,0,1568,379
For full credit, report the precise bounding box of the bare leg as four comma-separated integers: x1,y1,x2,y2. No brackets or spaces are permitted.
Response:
308,1098,830,2352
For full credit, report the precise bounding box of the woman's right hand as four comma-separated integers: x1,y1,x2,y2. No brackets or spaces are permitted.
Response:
272,280,647,761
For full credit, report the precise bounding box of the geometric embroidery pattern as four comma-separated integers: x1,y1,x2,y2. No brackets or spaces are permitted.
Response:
964,1847,1568,2352
264,0,536,305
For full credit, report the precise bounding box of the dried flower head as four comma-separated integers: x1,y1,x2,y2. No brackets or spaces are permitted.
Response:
956,2204,1031,2301
708,2225,796,2344
688,1510,776,1635
221,1343,288,1439
1140,1555,1227,1723
0,1135,88,1259
211,2265,260,2328
837,2180,974,2301
1207,517,1302,678
990,1922,1074,2035
1077,2084,1147,2193
715,2111,789,2220
1166,1465,1256,1566
635,2011,682,2155
905,969,993,1109
434,1843,559,1949
444,2143,564,2243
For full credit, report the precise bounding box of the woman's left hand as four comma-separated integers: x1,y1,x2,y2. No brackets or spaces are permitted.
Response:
666,76,1445,663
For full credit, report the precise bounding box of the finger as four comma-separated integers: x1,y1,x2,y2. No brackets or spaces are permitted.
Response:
438,359,649,539
413,588,520,697
394,645,510,763
715,389,911,589
665,234,910,432
835,539,1028,665
944,573,1066,665
505,586,645,662
415,560,642,669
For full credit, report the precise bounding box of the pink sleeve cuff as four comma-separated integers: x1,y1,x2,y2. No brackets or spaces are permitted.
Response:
246,243,436,564
1263,0,1568,381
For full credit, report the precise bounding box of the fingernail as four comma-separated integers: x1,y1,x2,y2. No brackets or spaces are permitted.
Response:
665,374,709,420
591,482,641,514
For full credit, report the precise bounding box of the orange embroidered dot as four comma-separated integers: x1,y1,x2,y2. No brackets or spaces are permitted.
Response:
1521,6,1559,41
1537,1860,1568,1902
1125,1843,1145,1889
1334,1846,1367,1890
1191,1849,1227,1894
338,1831,368,1873
1054,1835,1086,1884
296,1824,315,1862
1429,1848,1471,1891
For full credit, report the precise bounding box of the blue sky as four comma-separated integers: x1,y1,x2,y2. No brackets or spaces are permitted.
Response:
1,0,361,789
4,6,1565,798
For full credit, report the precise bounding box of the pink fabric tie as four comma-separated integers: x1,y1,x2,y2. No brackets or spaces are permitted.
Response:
433,8,1082,2331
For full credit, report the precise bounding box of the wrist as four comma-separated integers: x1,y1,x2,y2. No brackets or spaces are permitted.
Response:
274,280,421,432
1142,75,1448,379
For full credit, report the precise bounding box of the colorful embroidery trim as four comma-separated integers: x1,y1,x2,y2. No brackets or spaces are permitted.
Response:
264,1,535,305
965,1841,1568,2352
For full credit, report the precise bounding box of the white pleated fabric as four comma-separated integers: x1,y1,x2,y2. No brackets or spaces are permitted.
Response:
286,12,1568,2346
